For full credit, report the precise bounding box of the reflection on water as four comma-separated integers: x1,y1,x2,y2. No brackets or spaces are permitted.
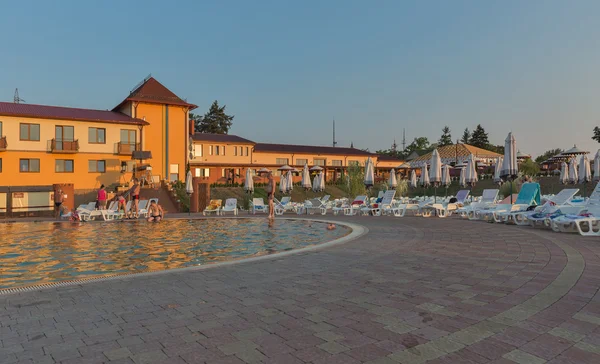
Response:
0,219,349,289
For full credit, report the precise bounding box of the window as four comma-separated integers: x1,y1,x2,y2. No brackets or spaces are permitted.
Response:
209,145,213,155
332,160,343,166
314,159,326,166
120,129,137,144
348,160,359,166
276,158,289,165
55,126,75,150
0,158,2,172
89,127,106,144
55,159,74,173
215,146,220,155
20,123,40,141
0,121,3,136
170,164,179,182
246,147,249,156
20,159,40,172
193,144,202,157
195,168,210,177
88,160,106,173
222,146,226,155
296,158,308,166
234,146,237,156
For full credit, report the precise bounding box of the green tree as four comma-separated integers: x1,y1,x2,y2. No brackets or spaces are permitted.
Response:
195,100,234,134
487,144,505,155
404,137,430,154
461,128,470,144
593,127,600,143
534,148,563,164
438,126,453,146
469,124,489,148
519,159,540,177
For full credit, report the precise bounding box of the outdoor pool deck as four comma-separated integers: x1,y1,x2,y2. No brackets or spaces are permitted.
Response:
1,215,600,364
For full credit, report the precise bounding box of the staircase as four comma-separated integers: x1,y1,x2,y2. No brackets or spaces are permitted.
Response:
139,186,180,213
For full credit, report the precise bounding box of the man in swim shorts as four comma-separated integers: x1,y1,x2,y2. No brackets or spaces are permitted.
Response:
147,200,164,222
129,178,141,218
54,187,64,219
267,171,275,219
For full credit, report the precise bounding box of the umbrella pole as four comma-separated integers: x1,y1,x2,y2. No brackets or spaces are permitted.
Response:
510,179,513,205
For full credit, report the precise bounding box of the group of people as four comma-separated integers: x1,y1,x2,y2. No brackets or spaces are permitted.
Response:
53,178,164,222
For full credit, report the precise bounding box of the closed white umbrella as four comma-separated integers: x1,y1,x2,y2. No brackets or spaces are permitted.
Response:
594,150,600,182
185,170,193,215
459,166,466,188
410,170,418,188
493,157,503,184
364,157,374,188
559,162,568,184
500,132,518,204
465,154,478,186
279,174,288,193
579,154,591,197
420,164,430,188
301,164,312,190
312,173,320,192
244,168,254,193
319,172,325,191
286,170,294,192
441,165,451,187
388,168,397,189
429,150,442,202
568,158,578,184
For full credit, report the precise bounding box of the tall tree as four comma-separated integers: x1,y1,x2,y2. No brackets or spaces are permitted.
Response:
593,127,600,143
438,126,453,146
469,124,489,148
404,137,430,154
535,148,563,164
461,128,470,144
520,159,540,177
195,101,234,134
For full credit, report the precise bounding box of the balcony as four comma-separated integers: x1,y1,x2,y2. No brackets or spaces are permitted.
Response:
0,136,6,151
49,139,79,153
116,142,140,156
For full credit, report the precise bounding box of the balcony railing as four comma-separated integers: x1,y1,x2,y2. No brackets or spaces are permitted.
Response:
0,136,6,151
116,142,140,155
49,139,79,153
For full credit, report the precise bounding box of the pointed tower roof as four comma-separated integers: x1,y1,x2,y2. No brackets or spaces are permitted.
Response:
114,76,197,110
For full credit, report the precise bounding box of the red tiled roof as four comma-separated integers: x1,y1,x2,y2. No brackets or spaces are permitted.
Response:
114,77,197,110
192,133,255,144
254,143,374,156
0,102,148,125
411,143,501,165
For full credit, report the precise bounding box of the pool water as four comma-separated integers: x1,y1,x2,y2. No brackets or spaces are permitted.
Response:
0,219,349,290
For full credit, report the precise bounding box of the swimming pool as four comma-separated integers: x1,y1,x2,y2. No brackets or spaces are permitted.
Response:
0,218,350,290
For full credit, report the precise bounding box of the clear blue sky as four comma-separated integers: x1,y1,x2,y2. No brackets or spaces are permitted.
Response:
1,0,599,157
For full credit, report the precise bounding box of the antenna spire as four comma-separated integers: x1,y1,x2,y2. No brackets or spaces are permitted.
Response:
332,118,337,147
14,88,25,104
402,128,406,151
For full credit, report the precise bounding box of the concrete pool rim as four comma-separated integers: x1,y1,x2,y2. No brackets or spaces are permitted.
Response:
0,217,367,296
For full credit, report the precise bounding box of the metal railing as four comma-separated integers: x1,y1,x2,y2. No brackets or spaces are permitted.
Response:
0,136,6,150
49,139,79,153
116,142,140,155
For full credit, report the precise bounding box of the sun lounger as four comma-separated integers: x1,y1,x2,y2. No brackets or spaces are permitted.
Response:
344,196,368,215
361,190,396,216
221,198,238,216
548,183,600,235
495,183,542,224
303,198,328,215
511,188,579,226
203,199,222,216
393,198,434,217
274,196,295,215
463,189,500,220
250,198,267,214
476,195,518,221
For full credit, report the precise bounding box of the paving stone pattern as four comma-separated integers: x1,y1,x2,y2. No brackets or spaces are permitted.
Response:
1,215,600,363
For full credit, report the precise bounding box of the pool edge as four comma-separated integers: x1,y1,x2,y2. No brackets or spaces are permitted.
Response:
0,218,367,296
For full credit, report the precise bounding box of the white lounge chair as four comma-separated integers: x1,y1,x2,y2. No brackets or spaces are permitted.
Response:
361,190,396,216
394,198,434,217
303,198,328,215
511,189,579,226
274,196,295,215
220,198,238,216
250,198,267,214
203,199,222,216
463,189,499,220
344,196,368,215
549,183,600,235
495,183,542,224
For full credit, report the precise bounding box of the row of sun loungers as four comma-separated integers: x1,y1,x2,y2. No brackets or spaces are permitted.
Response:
64,198,159,221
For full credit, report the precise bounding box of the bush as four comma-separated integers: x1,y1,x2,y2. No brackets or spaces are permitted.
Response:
171,180,190,212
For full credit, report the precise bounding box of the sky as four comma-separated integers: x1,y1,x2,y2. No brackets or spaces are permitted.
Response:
1,0,599,158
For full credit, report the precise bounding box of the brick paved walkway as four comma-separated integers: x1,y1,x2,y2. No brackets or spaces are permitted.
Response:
1,215,600,364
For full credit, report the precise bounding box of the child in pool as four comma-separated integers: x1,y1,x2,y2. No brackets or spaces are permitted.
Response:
327,223,336,230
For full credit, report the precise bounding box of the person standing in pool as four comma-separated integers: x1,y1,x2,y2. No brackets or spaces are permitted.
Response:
97,184,107,210
267,171,275,219
54,187,64,219
129,178,141,218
